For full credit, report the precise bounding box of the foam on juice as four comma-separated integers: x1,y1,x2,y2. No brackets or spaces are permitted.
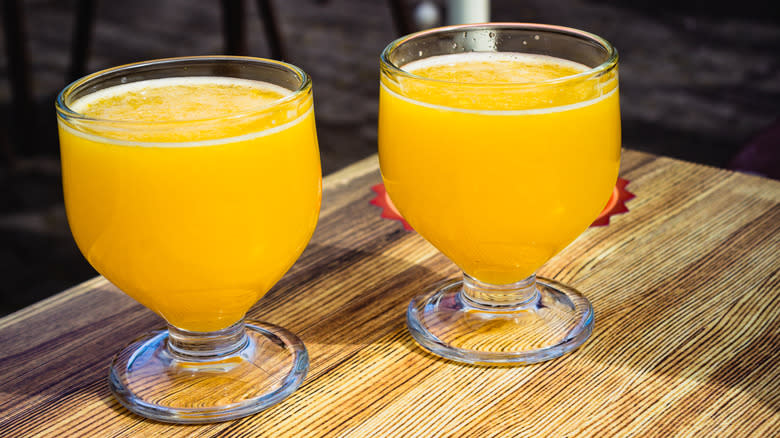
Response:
403,52,589,84
62,77,310,147
384,52,617,114
71,77,292,121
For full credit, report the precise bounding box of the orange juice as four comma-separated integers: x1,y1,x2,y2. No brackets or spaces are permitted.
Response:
379,52,620,284
58,77,321,331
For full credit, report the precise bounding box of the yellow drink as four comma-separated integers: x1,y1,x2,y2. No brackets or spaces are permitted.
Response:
379,52,620,284
59,77,321,331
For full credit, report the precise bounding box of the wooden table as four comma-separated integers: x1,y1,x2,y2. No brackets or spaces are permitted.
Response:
1,150,778,437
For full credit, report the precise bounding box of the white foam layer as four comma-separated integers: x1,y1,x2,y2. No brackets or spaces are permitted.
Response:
63,76,311,147
386,52,615,115
61,106,313,148
71,76,292,114
402,52,590,77
381,82,616,116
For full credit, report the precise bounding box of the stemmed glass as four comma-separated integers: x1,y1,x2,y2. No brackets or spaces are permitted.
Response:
56,57,321,422
378,24,620,364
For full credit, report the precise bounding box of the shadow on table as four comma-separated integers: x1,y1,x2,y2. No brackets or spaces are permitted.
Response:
259,241,450,344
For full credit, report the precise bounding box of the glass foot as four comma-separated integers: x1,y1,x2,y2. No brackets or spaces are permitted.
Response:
109,320,308,423
407,276,593,365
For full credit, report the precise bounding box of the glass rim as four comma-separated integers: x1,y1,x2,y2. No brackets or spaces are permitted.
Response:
55,55,312,125
380,22,619,87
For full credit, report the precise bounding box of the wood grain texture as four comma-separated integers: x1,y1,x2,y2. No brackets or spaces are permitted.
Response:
1,150,778,437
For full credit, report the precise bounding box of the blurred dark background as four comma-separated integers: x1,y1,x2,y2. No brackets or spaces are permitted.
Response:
1,0,778,316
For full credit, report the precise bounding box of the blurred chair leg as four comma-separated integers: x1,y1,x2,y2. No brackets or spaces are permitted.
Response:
221,0,248,55
446,0,489,24
387,0,413,36
2,0,33,164
256,0,285,60
68,0,96,82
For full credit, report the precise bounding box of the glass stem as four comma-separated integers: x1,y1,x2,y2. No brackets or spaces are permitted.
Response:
167,319,249,360
461,273,539,309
